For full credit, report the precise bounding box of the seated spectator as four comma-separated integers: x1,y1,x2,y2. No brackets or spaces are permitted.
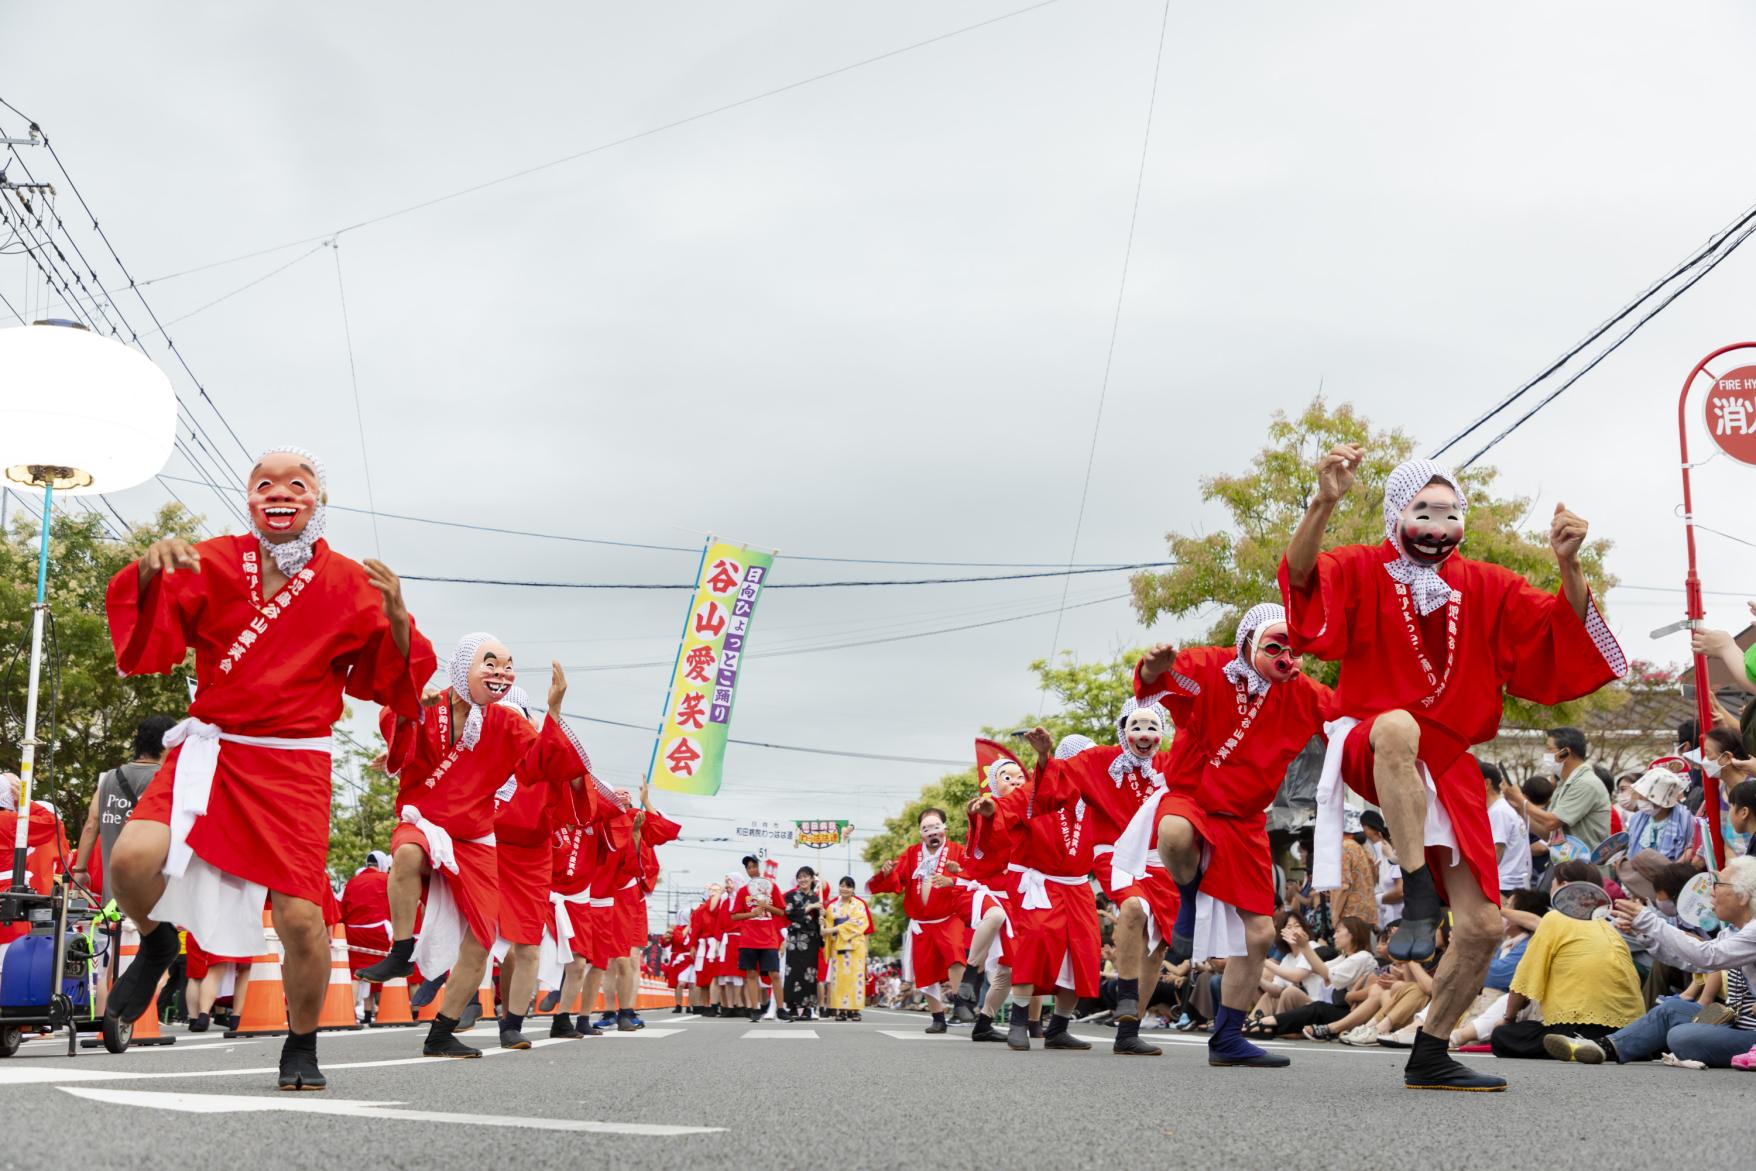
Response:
1732,780,1756,858
1322,924,1450,1045
1488,860,1645,1059
1624,767,1702,866
1547,855,1756,1068
1247,917,1376,1037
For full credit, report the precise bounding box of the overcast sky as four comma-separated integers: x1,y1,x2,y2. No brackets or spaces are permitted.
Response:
6,1,1756,914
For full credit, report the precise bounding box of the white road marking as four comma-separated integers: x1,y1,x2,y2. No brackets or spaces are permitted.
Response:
742,1029,816,1039
0,1036,574,1086
599,1028,682,1039
58,1087,723,1135
877,1030,957,1041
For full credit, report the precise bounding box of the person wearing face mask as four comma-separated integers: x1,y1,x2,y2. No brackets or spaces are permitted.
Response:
102,447,438,1092
868,808,970,1033
955,744,1029,1041
360,635,587,1058
1502,727,1610,852
1115,603,1334,1069
1622,768,1702,866
1731,781,1756,858
1282,451,1626,1092
1034,698,1182,1056
986,732,1102,1052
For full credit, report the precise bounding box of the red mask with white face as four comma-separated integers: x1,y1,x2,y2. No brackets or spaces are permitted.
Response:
1250,620,1301,684
1396,480,1464,566
247,451,322,542
466,639,515,707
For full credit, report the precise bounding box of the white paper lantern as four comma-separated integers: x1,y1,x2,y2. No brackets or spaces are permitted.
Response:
0,321,177,495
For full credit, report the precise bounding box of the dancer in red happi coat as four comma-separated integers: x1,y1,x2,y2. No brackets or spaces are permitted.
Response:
1281,450,1625,1091
104,447,436,1091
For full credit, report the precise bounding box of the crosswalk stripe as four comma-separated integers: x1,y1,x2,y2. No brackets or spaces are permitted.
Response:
742,1029,817,1039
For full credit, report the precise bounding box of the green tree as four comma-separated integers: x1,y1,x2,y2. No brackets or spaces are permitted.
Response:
860,649,1141,953
0,504,201,840
326,727,398,878
1129,397,1618,726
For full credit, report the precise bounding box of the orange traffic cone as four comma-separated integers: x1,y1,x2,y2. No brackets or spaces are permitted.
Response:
226,911,288,1038
317,924,363,1031
372,977,416,1027
476,962,496,1018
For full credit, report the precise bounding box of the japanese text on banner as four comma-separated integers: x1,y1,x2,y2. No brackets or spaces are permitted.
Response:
651,540,773,796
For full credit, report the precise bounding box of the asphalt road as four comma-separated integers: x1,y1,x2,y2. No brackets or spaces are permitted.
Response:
0,1008,1745,1170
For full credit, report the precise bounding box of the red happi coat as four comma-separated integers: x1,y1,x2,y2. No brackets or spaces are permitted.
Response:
1279,542,1625,901
1000,780,1100,996
1140,648,1332,915
1037,746,1182,942
868,840,969,988
340,867,391,973
382,694,584,946
106,535,436,904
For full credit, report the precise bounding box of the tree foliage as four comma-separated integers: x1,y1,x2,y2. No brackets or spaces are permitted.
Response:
327,729,398,878
0,504,200,840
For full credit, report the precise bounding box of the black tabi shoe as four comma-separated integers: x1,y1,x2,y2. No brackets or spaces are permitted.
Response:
1007,1015,1032,1051
1112,1017,1162,1056
924,1013,948,1035
1389,867,1441,963
457,1002,483,1031
277,1032,326,1091
423,1014,482,1059
550,1014,584,1039
671,1005,683,1014
108,922,180,1024
188,1012,210,1034
1044,1018,1091,1050
952,999,977,1024
499,1027,532,1050
617,1011,639,1033
1029,1019,1045,1039
537,990,561,1013
579,1021,605,1037
971,1014,1006,1043
1404,1031,1506,1092
357,937,417,984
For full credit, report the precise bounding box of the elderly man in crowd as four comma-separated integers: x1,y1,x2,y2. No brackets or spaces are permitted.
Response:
1502,727,1610,852
1546,855,1756,1067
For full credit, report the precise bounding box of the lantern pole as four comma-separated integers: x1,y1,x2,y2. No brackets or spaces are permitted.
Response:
1675,342,1756,868
9,475,53,892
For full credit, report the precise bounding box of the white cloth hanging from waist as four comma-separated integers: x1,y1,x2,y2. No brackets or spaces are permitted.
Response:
149,718,332,958
1006,863,1087,911
965,883,1011,933
1313,716,1458,891
900,915,950,985
1111,787,1171,888
402,805,494,978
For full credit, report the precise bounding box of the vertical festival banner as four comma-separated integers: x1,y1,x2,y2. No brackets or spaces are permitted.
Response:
649,538,774,796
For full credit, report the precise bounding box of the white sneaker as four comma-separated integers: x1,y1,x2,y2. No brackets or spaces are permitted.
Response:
1340,1025,1378,1046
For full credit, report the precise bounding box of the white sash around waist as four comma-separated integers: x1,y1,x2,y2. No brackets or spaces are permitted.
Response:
1111,787,1170,888
1313,716,1457,892
1006,862,1087,911
150,718,332,958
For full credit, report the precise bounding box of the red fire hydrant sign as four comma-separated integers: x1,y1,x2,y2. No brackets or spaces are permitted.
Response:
1704,365,1756,465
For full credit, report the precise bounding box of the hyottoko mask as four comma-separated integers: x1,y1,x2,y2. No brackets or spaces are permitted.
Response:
1121,706,1165,759
1250,620,1301,684
988,761,1025,799
464,638,515,707
1394,479,1465,566
248,449,323,543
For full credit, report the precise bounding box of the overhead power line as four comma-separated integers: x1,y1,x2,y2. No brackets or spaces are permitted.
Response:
124,0,1071,289
1431,196,1756,466
152,471,1158,569
400,564,1170,591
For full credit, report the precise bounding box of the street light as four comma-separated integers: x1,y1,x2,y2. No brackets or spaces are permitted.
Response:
0,320,176,891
